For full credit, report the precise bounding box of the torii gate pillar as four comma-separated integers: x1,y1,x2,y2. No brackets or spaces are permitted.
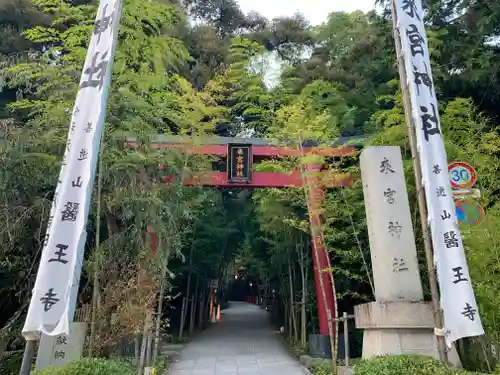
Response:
305,164,336,337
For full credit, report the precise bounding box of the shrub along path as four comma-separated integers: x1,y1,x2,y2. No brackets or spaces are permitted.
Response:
165,302,307,375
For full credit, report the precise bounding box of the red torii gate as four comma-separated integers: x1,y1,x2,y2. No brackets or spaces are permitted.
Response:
127,135,360,339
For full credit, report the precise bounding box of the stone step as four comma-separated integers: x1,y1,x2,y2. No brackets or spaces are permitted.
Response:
160,343,184,351
159,343,184,359
338,366,354,375
159,350,181,358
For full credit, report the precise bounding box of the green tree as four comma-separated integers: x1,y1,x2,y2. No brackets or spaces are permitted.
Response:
281,11,396,134
205,36,275,136
183,0,246,38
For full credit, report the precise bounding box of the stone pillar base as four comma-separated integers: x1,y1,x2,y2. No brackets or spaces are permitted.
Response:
36,322,87,370
308,334,332,359
354,301,461,367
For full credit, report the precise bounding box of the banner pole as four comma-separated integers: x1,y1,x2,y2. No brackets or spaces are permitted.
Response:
390,0,448,362
19,339,37,375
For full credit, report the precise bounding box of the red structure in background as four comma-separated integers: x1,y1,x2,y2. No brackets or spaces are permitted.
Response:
132,135,361,342
145,226,158,256
246,296,257,304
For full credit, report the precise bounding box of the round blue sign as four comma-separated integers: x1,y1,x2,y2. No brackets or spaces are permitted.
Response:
455,200,484,225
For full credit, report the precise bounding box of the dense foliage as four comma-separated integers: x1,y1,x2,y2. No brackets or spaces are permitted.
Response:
35,358,136,375
0,0,500,372
353,355,474,375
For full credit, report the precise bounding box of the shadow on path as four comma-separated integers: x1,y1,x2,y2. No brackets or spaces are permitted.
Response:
166,302,307,375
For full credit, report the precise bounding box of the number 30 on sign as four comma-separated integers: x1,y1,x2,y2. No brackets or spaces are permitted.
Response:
448,162,477,189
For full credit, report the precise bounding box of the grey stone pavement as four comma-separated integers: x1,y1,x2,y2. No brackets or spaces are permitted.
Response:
166,302,308,375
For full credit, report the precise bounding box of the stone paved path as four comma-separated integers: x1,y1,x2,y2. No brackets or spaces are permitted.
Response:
166,302,307,375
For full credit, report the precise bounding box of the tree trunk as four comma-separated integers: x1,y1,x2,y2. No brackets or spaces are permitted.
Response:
288,254,298,341
264,277,270,306
298,241,308,346
256,280,261,305
152,276,166,365
284,297,289,334
324,235,339,368
204,287,211,326
189,275,199,335
134,334,141,365
138,311,152,375
178,297,187,340
145,328,153,367
0,339,8,360
105,211,121,236
199,289,206,331
179,243,194,340
292,255,299,337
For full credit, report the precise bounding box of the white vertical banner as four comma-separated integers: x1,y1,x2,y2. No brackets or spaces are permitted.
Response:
22,0,122,340
394,0,484,345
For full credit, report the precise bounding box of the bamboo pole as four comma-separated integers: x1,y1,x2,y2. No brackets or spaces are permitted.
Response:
343,312,350,367
145,327,153,367
152,270,166,364
288,252,298,341
138,311,152,375
199,287,206,330
88,131,105,357
319,229,339,366
189,275,199,335
134,334,141,364
179,237,195,340
298,239,308,346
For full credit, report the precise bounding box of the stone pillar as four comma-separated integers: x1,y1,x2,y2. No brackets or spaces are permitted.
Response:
305,164,336,338
35,322,87,370
355,146,460,365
